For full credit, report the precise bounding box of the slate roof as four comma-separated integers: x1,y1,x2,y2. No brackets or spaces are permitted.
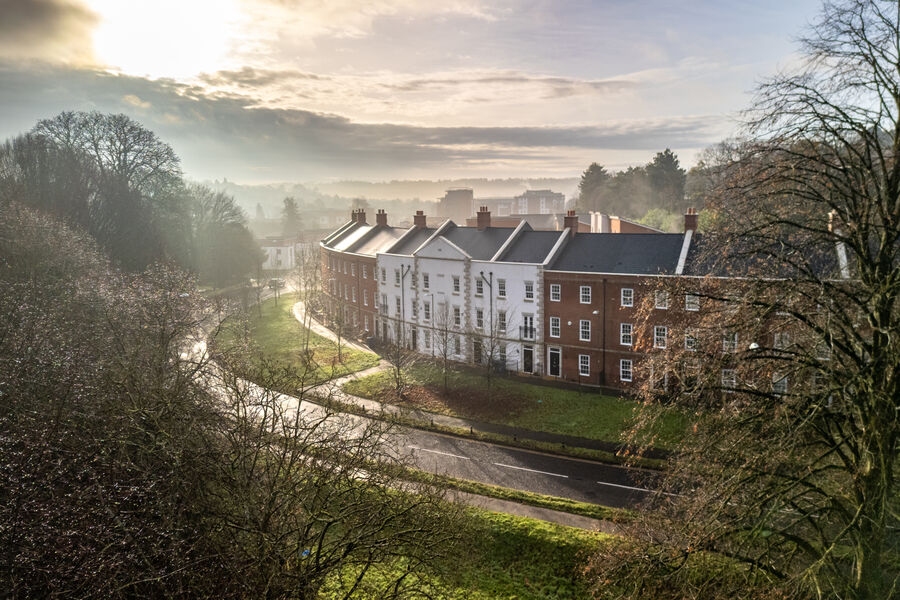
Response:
549,233,685,274
388,227,437,255
350,227,408,255
682,233,842,278
500,230,565,263
440,225,517,260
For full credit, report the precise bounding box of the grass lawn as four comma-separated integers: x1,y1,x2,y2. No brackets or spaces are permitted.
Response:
343,363,687,448
215,293,379,385
319,507,606,599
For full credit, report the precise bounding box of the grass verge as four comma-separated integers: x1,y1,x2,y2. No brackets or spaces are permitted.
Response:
321,393,667,470
404,468,634,523
215,293,379,384
319,506,607,600
343,363,687,449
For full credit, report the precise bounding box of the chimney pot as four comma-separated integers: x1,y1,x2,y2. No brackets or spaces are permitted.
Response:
476,206,491,230
564,210,579,237
684,207,698,233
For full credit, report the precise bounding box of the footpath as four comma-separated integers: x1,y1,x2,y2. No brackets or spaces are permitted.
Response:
292,300,668,462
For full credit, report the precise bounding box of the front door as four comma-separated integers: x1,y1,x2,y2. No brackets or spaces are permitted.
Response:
548,347,561,377
522,345,533,373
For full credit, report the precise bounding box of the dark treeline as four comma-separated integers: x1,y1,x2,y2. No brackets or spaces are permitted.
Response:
0,115,464,598
575,148,716,231
0,111,261,286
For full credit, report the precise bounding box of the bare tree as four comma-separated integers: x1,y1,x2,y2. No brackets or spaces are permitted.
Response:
382,319,419,400
588,3,900,598
431,299,456,393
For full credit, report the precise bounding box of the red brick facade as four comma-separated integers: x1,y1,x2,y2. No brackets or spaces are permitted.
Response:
543,272,693,388
321,248,379,337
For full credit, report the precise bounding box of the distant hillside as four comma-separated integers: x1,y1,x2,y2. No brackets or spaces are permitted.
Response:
199,177,581,220
310,177,580,202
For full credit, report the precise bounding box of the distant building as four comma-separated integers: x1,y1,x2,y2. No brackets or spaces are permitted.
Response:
259,237,300,270
438,188,474,223
465,212,592,232
512,189,566,215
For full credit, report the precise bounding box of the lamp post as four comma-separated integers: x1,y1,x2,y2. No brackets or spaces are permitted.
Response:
479,270,493,370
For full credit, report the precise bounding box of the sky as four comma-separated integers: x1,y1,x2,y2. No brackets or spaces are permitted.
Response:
0,0,824,184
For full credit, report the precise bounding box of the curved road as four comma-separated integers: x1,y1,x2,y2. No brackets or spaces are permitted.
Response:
401,428,658,509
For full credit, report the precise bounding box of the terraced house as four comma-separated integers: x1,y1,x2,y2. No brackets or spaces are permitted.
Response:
320,206,709,391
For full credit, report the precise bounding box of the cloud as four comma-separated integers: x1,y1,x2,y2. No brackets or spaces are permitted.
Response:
242,0,500,39
0,0,97,63
0,62,730,181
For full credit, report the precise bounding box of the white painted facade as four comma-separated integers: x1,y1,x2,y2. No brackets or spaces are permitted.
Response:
374,224,551,375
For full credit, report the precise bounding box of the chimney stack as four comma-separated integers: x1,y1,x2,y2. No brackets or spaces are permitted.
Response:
413,210,427,229
564,209,579,237
684,207,698,233
357,208,367,224
476,206,491,230
376,209,388,227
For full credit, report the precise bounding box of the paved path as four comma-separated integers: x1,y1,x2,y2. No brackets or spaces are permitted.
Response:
291,300,668,461
292,300,373,354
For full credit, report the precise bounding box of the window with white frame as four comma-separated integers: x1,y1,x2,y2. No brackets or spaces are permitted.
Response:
524,281,534,300
773,373,788,395
381,294,387,313
423,302,431,321
499,344,506,364
621,288,634,307
773,332,790,350
424,329,431,349
475,278,483,296
381,267,386,283
655,290,669,309
453,335,461,355
344,284,348,300
578,354,590,376
721,369,736,390
353,313,358,327
550,284,561,301
362,264,367,279
411,303,418,319
351,263,356,276
685,293,700,311
394,269,400,286
498,310,507,332
476,309,484,329
580,286,591,304
550,316,561,338
364,315,369,331
363,289,368,306
620,323,633,345
453,305,461,327
497,279,506,298
579,319,591,342
620,359,633,382
684,328,697,351
722,331,738,352
654,325,668,348
422,272,429,291
452,275,460,293
351,287,356,302
395,297,401,316
343,263,347,275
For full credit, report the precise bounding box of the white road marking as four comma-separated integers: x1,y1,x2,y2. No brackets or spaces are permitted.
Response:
492,463,569,478
595,480,681,497
409,446,470,460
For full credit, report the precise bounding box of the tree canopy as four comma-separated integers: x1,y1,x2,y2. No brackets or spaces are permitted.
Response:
587,2,900,598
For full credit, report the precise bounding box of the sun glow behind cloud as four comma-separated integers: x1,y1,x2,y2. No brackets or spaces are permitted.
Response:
87,0,241,79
